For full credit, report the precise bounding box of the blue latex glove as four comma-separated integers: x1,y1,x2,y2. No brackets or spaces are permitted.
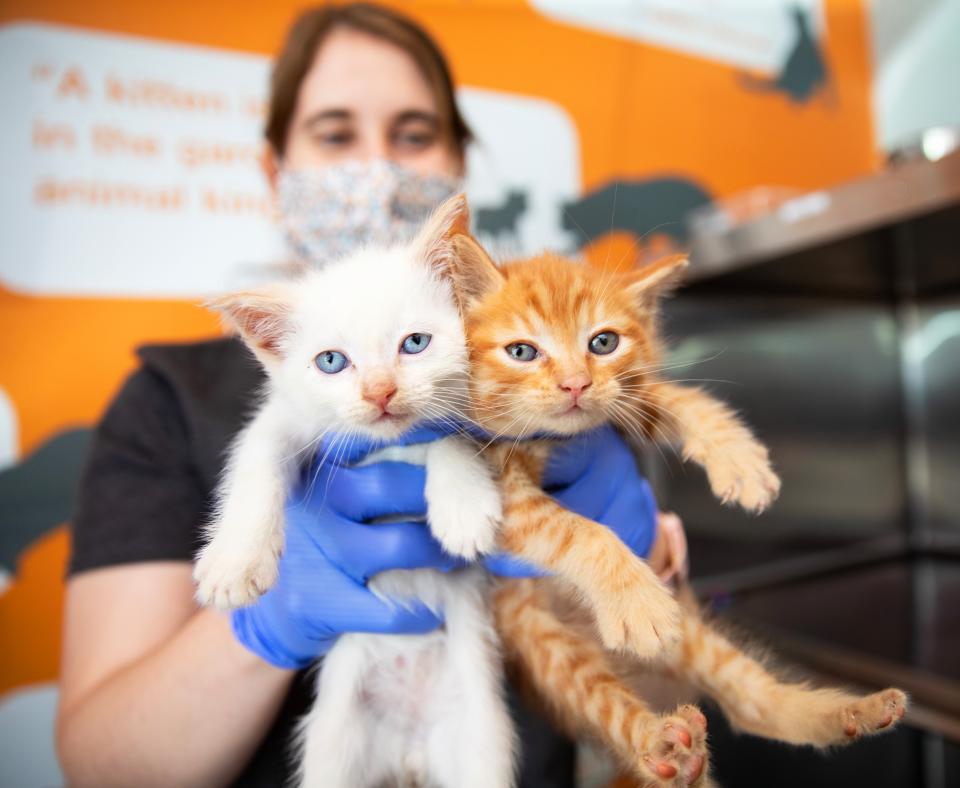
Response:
318,423,658,579
231,459,460,669
482,425,657,576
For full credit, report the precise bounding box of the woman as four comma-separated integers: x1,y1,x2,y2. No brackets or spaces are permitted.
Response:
56,4,680,786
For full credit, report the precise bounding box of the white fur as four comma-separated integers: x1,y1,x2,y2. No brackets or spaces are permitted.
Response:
298,441,516,788
193,229,517,787
195,242,470,608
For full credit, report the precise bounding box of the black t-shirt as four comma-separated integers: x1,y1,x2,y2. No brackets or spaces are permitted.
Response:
69,336,575,787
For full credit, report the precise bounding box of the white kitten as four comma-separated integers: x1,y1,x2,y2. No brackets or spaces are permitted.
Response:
194,196,516,788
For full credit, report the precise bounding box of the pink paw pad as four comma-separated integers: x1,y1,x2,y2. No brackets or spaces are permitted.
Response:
642,706,709,786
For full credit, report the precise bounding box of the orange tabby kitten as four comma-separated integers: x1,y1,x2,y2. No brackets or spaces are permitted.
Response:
435,209,906,787
452,238,780,661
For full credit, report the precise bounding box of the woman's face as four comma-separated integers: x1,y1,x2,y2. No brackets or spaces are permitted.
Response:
277,27,462,179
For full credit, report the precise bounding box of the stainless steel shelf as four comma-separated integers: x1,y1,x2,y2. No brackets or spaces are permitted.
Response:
688,150,960,281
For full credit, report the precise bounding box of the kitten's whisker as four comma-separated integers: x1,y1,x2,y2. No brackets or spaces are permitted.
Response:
636,350,727,377
473,406,535,458
618,396,681,440
632,395,681,428
609,401,682,473
561,205,591,251
502,412,537,467
418,406,480,441
307,431,348,502
601,182,619,270
281,425,336,465
324,430,356,501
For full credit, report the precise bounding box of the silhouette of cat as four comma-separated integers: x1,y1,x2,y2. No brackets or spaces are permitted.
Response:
561,177,712,248
475,190,528,242
740,5,828,103
0,428,90,573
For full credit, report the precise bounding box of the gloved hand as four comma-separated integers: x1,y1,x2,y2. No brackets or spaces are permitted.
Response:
483,425,657,577
319,423,658,579
231,458,459,669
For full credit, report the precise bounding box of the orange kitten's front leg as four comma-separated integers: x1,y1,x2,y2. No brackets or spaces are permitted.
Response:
649,382,781,513
487,444,682,660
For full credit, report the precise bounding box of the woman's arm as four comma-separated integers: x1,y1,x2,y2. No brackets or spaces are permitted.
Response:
56,562,294,788
58,456,451,787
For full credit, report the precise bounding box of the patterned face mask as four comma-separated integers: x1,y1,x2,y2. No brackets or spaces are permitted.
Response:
276,159,463,265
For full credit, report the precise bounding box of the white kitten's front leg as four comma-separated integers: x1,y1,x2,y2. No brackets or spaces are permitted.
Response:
194,400,297,609
424,437,501,560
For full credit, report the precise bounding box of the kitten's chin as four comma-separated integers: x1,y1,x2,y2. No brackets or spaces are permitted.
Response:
541,408,607,436
353,413,417,442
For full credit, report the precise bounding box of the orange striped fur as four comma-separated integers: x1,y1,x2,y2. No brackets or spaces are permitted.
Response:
495,579,711,787
663,587,907,748
438,213,907,786
494,577,905,787
456,246,780,660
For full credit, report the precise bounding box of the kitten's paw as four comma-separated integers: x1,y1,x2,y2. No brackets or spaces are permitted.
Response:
636,705,710,787
194,536,282,610
594,567,682,660
428,480,501,560
702,438,780,513
837,688,908,742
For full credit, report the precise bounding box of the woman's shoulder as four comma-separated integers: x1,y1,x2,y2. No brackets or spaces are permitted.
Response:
135,335,262,401
113,335,265,489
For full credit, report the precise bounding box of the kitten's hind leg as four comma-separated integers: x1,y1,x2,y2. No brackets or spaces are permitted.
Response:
296,637,373,788
495,579,709,786
667,600,907,747
426,570,517,788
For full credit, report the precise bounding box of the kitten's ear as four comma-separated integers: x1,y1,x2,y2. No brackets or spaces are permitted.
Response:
449,234,504,307
207,285,294,370
411,192,471,269
624,254,688,309
414,193,504,308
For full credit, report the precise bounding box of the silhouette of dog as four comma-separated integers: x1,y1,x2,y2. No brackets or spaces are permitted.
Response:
562,178,712,248
475,190,528,242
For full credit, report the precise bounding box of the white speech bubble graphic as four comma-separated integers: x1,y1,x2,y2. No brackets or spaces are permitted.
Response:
0,23,579,299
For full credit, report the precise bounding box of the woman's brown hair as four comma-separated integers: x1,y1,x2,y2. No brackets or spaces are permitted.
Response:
265,2,472,160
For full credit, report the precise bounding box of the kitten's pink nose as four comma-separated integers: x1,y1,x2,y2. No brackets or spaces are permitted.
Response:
363,380,398,411
560,374,592,402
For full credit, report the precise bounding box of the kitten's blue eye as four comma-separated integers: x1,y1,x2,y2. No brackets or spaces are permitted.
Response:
315,350,349,374
400,333,432,354
506,343,539,362
589,332,619,355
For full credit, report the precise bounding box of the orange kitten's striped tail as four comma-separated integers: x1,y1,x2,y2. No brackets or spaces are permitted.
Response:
495,579,711,787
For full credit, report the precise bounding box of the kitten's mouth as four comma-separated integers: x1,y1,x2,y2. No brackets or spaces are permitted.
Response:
548,401,604,431
558,398,592,416
361,409,415,438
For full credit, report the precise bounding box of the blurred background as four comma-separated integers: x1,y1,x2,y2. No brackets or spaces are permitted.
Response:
1,1,958,786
